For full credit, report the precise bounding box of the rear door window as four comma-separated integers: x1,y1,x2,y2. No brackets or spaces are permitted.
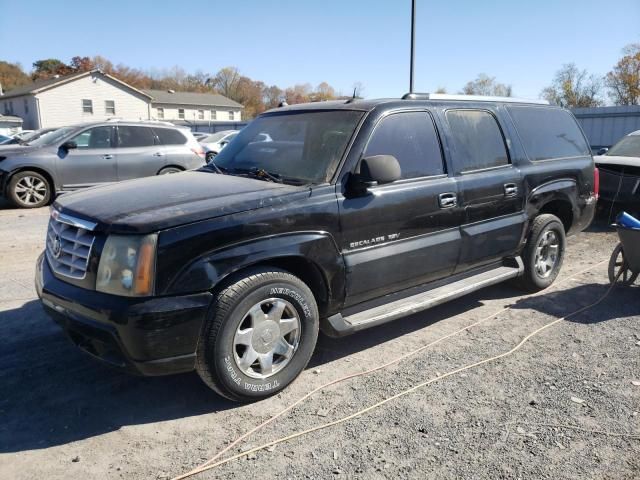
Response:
117,126,157,148
364,111,445,179
507,106,590,160
445,110,509,172
154,128,187,145
70,126,114,149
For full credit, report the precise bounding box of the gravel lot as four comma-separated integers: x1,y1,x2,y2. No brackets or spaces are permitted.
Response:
0,198,638,479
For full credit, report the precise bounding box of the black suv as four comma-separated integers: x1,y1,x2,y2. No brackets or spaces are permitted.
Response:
36,94,597,401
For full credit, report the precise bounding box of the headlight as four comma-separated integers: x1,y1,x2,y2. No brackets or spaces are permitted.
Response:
96,234,157,296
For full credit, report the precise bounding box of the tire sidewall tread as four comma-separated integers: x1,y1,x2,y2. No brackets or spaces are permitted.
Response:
196,268,319,402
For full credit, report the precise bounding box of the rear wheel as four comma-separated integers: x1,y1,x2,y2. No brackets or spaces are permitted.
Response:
8,171,51,208
158,166,182,175
196,268,319,402
516,214,566,292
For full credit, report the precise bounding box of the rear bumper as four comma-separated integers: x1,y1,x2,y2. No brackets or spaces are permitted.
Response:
36,252,212,376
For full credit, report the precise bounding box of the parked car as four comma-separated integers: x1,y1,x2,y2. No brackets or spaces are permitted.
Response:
0,128,58,147
0,121,206,208
36,94,596,402
593,130,640,206
0,135,11,144
191,131,209,141
199,130,239,160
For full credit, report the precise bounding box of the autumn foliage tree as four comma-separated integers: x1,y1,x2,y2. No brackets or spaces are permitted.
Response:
541,63,603,108
0,61,30,92
606,43,640,106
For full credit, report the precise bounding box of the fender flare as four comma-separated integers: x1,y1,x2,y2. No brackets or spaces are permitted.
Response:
163,231,346,311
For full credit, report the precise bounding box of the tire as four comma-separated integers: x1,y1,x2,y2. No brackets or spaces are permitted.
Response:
206,152,217,162
158,166,182,175
516,214,566,292
608,243,638,285
196,267,319,402
8,170,52,208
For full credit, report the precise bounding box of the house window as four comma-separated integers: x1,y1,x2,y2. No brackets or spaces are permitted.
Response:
228,111,235,121
211,110,217,120
198,110,204,120
105,100,115,115
24,99,29,115
82,99,93,114
178,108,185,119
157,107,164,119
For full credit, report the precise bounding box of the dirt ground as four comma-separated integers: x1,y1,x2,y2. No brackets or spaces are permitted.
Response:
0,198,638,479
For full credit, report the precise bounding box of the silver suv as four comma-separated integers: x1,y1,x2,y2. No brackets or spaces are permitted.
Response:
0,120,206,208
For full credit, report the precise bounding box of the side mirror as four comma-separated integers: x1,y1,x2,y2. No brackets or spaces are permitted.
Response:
357,155,401,187
597,147,609,155
60,141,77,151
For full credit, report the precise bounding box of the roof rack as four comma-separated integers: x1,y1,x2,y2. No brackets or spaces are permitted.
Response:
106,118,175,126
401,92,549,105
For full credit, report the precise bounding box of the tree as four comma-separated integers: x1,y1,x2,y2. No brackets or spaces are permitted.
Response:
606,43,640,105
284,83,312,104
31,58,72,80
69,56,95,72
311,82,336,102
263,85,284,109
541,63,603,108
352,81,365,98
0,61,30,92
434,86,447,94
461,73,512,96
211,66,241,99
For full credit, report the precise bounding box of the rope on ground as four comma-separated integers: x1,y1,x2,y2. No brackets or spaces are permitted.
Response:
172,260,619,479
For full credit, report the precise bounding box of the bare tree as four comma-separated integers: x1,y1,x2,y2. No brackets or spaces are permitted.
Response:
461,74,512,97
606,43,640,105
211,66,241,99
541,63,603,107
434,86,447,94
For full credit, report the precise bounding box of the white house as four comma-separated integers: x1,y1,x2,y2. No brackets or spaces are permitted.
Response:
144,89,243,123
0,70,244,130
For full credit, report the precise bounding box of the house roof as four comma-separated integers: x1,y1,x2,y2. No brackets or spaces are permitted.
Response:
0,70,152,100
144,89,244,109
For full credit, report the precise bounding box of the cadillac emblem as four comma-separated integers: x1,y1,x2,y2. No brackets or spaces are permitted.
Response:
52,235,62,258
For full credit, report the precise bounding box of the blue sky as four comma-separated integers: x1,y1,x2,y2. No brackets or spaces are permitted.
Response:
1,0,638,100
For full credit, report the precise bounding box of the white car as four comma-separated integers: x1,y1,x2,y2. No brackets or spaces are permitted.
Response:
593,130,640,205
199,130,239,160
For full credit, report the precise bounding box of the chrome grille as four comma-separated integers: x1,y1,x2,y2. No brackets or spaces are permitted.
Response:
46,211,97,279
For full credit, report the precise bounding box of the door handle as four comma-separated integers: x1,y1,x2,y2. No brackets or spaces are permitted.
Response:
438,192,457,209
153,152,165,157
102,154,113,160
504,183,518,197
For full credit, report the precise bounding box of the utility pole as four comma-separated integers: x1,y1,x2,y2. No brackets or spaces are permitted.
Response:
409,0,416,93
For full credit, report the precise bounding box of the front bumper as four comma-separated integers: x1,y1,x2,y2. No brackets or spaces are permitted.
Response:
36,252,212,376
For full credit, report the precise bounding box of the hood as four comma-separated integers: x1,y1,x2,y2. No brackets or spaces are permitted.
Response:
0,144,38,156
55,170,306,233
594,155,640,168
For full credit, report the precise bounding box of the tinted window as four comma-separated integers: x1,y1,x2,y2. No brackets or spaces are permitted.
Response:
70,126,113,149
446,110,509,172
508,106,590,161
607,134,640,157
364,112,444,179
155,128,187,145
117,126,156,148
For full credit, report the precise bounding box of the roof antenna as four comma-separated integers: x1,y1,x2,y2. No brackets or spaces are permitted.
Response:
345,87,358,104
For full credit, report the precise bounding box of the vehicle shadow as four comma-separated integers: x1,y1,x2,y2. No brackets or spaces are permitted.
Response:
0,299,234,454
0,282,512,454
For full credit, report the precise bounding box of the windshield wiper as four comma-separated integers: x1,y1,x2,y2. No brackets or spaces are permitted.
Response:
208,159,225,174
231,167,283,183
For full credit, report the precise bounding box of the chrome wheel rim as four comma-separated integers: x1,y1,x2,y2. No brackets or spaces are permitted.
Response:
233,298,301,379
14,176,47,205
160,168,180,175
534,230,559,278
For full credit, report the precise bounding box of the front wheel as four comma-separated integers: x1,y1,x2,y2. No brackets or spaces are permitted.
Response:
8,171,51,208
196,268,319,402
157,166,182,175
516,214,566,292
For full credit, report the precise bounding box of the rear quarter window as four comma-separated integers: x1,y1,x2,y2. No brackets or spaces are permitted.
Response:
155,128,188,145
508,106,590,161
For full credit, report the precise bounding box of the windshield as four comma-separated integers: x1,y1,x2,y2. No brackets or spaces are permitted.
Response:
27,126,77,147
213,110,363,184
607,134,640,157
